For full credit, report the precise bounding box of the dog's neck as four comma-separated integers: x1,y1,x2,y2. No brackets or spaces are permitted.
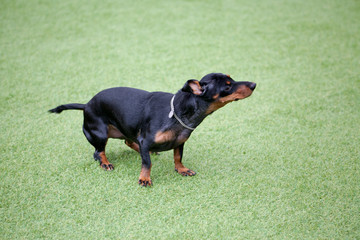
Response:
172,91,212,130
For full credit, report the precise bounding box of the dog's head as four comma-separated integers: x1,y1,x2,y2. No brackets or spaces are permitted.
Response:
182,73,256,114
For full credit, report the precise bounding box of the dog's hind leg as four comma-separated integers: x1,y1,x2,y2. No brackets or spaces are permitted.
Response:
125,140,140,153
83,119,114,171
125,140,159,155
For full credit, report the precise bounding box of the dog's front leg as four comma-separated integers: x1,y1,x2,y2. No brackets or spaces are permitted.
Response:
138,142,152,187
174,143,196,176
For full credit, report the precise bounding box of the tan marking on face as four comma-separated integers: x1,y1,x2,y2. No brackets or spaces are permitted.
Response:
219,85,253,103
206,101,228,114
206,85,254,114
212,93,220,100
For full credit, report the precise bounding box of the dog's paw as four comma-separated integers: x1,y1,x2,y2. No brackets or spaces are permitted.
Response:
100,163,114,171
175,168,196,176
138,177,152,187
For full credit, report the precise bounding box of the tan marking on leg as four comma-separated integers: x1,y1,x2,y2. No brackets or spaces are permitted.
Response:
99,151,114,171
174,148,196,176
139,165,152,187
125,140,140,153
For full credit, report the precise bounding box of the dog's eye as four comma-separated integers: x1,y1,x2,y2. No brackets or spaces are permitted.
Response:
224,82,232,91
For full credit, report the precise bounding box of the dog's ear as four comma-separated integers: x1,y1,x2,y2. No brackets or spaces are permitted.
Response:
182,79,203,95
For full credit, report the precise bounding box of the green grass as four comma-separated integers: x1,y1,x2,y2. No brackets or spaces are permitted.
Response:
1,0,359,239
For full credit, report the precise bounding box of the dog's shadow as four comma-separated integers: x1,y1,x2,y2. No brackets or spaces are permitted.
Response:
107,149,140,169
106,149,165,168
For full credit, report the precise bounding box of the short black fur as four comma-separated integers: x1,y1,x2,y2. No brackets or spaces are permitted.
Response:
49,73,256,186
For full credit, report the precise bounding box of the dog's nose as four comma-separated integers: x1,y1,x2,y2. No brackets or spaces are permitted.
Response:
249,82,256,91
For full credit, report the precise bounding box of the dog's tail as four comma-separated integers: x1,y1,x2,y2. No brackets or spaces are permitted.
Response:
48,103,85,114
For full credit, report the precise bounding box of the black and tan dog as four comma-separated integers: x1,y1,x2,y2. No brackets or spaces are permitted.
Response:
49,73,256,186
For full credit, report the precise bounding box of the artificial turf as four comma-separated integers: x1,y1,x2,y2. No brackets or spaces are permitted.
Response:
1,0,359,239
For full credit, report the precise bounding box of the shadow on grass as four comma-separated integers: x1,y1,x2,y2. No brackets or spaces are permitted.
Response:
107,149,140,169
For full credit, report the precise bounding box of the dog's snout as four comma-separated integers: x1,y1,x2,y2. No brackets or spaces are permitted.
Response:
249,82,256,91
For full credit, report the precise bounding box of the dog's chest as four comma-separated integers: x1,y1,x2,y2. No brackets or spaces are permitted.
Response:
154,129,190,147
